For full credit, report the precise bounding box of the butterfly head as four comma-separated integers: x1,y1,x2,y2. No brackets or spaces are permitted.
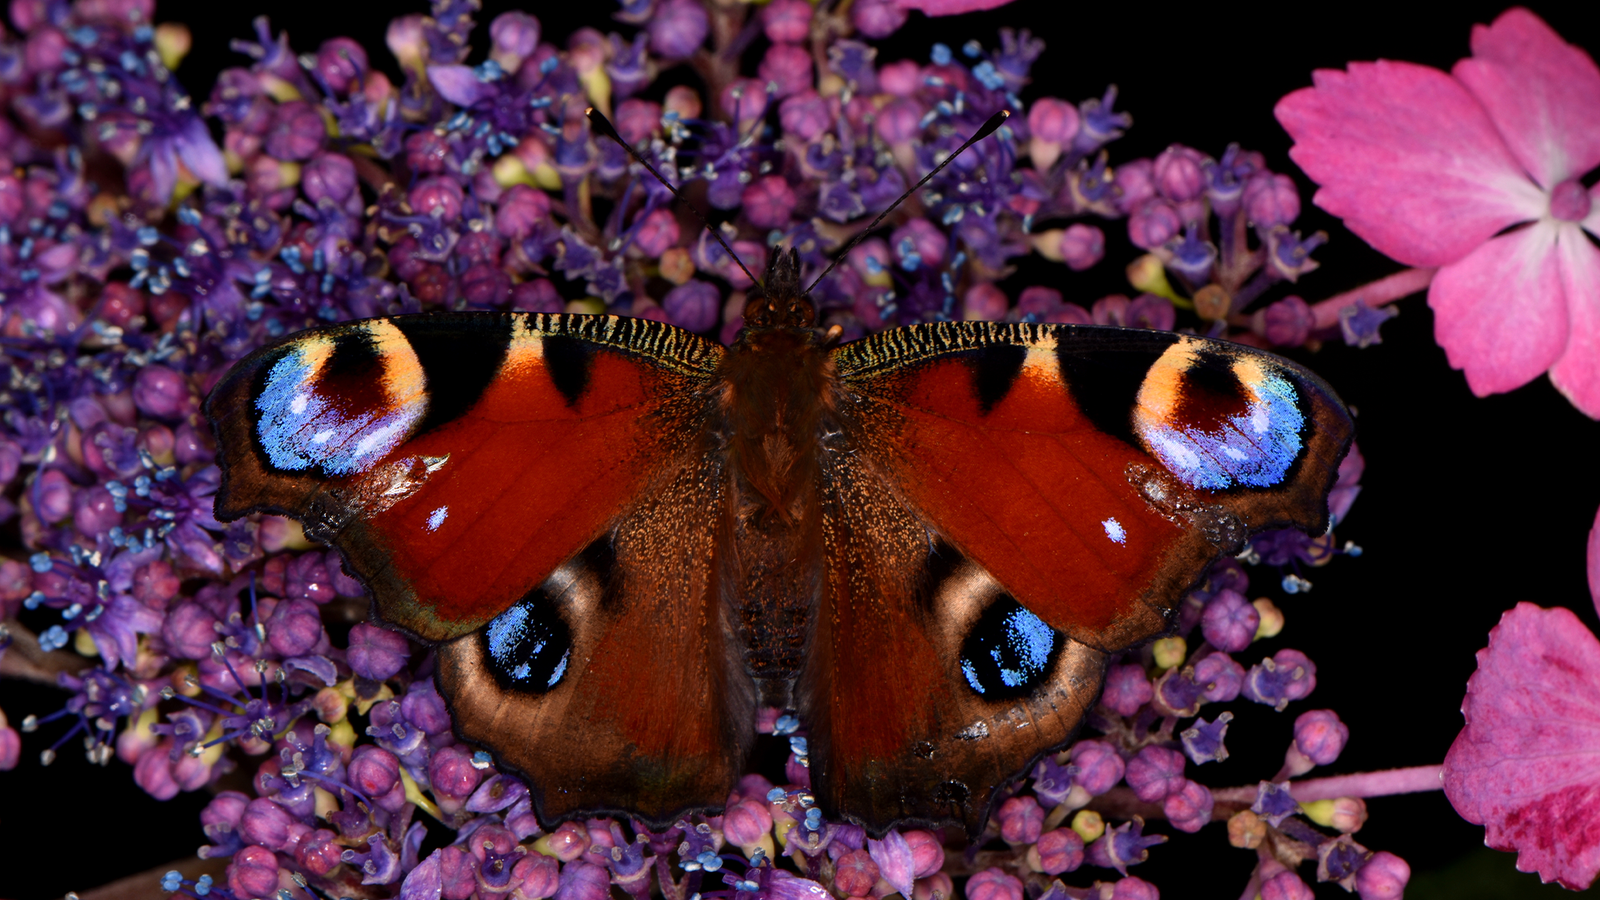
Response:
741,247,815,330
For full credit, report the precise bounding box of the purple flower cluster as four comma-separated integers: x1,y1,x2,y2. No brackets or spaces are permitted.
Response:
0,0,1401,898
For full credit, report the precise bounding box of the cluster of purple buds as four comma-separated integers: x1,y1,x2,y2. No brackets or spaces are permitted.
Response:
981,549,1406,900
0,0,1398,898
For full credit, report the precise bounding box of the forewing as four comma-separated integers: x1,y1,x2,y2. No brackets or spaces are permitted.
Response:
830,322,1352,650
208,313,722,641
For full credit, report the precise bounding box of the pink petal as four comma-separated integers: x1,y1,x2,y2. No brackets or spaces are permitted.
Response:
1276,60,1544,267
1428,220,1568,397
896,0,1014,12
1548,224,1600,417
1442,602,1600,890
1589,505,1600,618
1453,9,1600,189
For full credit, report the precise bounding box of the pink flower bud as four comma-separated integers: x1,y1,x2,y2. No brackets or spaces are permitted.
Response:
1058,224,1104,271
997,795,1044,844
1355,851,1409,900
963,282,1007,321
228,845,282,899
1260,871,1313,900
1126,746,1186,803
834,849,880,897
964,867,1021,900
720,78,769,123
759,43,812,98
742,176,798,229
1163,779,1214,833
1034,828,1083,874
763,0,812,42
1128,200,1180,250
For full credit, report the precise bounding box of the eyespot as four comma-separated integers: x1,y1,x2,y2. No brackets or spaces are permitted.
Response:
959,596,1064,699
482,597,572,693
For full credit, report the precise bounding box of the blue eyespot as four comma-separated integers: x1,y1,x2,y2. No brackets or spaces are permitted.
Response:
484,599,572,692
959,598,1062,699
1137,361,1305,490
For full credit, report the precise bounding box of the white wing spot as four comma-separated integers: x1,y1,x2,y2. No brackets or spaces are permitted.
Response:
426,506,449,532
1103,517,1127,544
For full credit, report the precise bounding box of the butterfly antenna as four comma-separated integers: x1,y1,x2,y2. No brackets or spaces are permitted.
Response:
587,107,762,289
804,109,1010,295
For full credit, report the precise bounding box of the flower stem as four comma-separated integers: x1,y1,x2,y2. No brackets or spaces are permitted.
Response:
1309,267,1437,330
1085,765,1444,824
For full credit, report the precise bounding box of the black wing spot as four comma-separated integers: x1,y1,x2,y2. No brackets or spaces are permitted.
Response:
958,595,1065,700
393,316,513,434
542,335,597,407
1056,332,1180,445
481,591,574,694
967,343,1027,414
324,328,383,380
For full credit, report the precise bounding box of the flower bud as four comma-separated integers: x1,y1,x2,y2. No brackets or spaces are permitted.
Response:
1069,808,1104,843
315,37,368,94
851,0,906,39
743,176,798,229
228,845,281,899
963,283,1008,321
996,795,1044,845
1127,200,1180,249
760,43,813,98
1201,589,1259,652
1100,663,1152,716
1227,810,1265,849
346,623,409,681
1029,828,1083,875
1355,851,1409,900
1058,224,1104,271
834,848,880,897
1260,871,1313,900
489,12,540,72
1293,709,1349,766
1162,779,1213,833
1069,740,1124,796
649,0,708,61
964,867,1021,900
1253,597,1284,638
1125,746,1186,803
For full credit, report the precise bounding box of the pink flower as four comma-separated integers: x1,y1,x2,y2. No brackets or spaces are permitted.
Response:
1441,602,1600,889
1276,9,1600,416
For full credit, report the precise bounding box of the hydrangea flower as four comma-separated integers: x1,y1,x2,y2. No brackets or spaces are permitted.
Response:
1443,602,1600,889
1276,8,1600,417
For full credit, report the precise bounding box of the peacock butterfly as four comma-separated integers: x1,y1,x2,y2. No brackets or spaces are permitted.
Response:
205,116,1353,838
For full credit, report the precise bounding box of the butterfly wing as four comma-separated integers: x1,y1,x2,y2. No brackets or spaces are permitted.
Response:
803,322,1352,833
208,313,753,826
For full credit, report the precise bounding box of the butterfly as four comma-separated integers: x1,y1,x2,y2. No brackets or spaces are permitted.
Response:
205,238,1352,837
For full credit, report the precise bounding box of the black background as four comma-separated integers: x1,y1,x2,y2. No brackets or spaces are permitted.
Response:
4,1,1599,898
